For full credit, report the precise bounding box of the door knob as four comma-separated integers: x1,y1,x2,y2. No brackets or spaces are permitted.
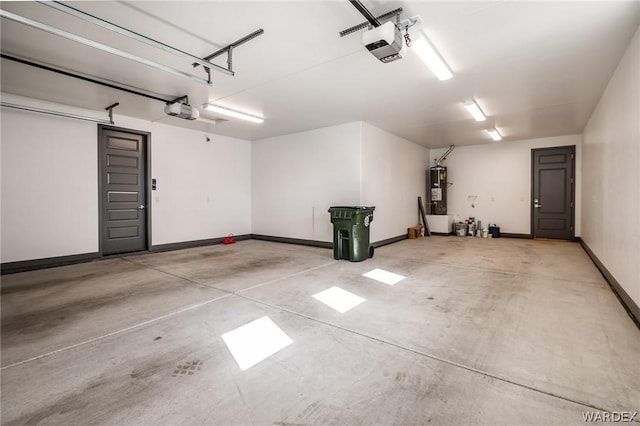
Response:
534,204,542,209
138,205,146,210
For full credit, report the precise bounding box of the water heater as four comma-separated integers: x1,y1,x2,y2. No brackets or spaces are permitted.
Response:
429,166,447,215
428,144,455,215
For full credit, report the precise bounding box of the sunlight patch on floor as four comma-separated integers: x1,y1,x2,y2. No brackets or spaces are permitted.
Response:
312,286,366,313
221,316,293,371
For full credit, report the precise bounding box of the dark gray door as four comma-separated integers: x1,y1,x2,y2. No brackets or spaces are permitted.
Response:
100,128,147,254
532,146,575,240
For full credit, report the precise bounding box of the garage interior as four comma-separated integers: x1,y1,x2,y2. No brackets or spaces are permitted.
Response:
1,1,639,425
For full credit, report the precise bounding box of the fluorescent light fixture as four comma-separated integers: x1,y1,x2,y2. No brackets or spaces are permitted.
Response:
362,268,406,286
487,128,502,141
204,104,264,123
312,286,366,313
221,316,293,371
411,35,453,81
463,100,487,122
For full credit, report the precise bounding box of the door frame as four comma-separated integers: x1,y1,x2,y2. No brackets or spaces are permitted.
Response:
530,145,576,240
97,125,152,256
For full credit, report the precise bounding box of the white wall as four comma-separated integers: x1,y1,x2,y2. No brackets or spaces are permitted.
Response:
252,121,429,243
1,96,252,262
430,135,582,235
361,123,429,242
1,107,99,262
252,122,361,242
582,26,640,307
149,123,251,245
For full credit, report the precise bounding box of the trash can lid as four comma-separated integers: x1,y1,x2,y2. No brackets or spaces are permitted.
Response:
328,206,375,211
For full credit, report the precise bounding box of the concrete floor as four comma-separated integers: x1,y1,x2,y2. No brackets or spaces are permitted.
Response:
1,237,639,425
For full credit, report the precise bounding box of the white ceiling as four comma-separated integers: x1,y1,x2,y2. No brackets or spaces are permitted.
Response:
1,1,639,148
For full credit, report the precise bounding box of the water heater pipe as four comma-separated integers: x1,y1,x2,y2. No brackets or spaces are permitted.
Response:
435,144,455,167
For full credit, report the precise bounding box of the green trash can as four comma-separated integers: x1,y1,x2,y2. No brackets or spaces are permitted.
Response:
328,206,375,262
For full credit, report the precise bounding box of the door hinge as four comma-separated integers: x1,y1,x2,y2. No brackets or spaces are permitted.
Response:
571,154,574,160
571,178,574,184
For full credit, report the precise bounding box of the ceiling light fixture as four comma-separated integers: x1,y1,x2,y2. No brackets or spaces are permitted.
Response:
204,104,264,123
412,34,453,81
463,100,487,121
487,128,502,141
